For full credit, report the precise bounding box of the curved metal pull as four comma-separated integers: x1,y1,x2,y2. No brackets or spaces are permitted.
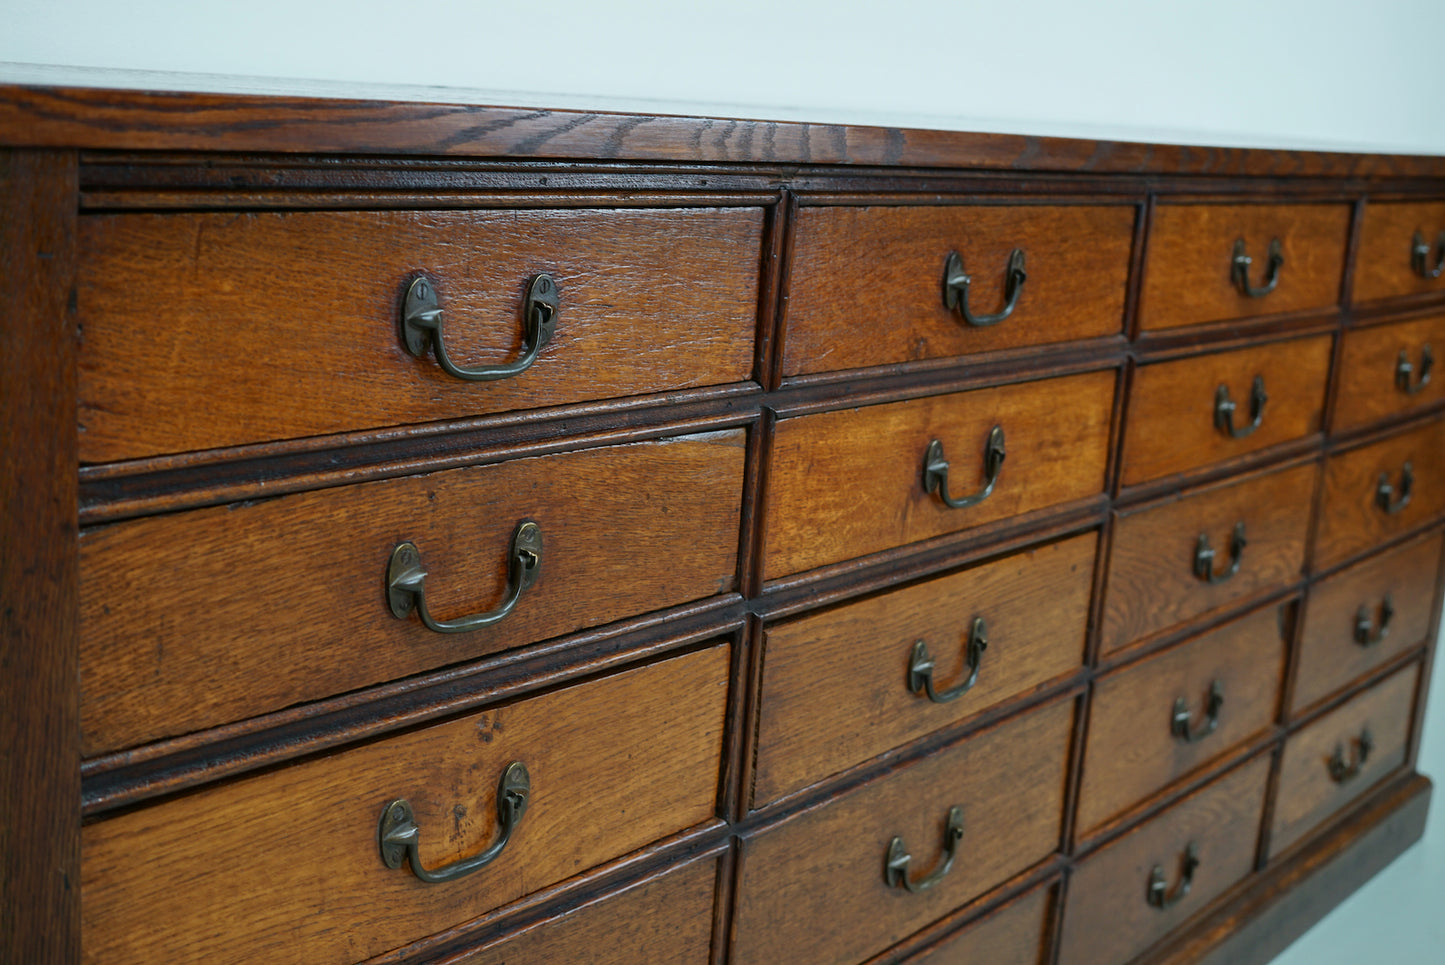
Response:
1411,230,1445,280
401,273,558,381
1193,522,1247,585
1328,729,1374,784
908,617,989,704
942,249,1027,327
379,761,530,884
1214,375,1269,439
1147,842,1200,911
923,426,1006,510
387,520,543,633
1171,680,1225,744
885,806,964,894
1232,237,1284,298
1375,462,1414,516
1354,593,1395,647
1396,345,1434,396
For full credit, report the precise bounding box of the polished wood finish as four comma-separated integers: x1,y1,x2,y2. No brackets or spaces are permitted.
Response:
1352,201,1445,304
1333,313,1445,432
908,880,1054,965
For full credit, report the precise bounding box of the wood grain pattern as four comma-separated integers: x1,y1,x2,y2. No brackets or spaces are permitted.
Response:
1352,201,1445,304
731,696,1073,965
781,204,1133,376
1101,463,1317,654
1333,314,1445,432
1270,663,1418,856
79,430,744,755
1138,204,1350,331
907,881,1053,965
763,370,1114,579
81,644,729,965
77,208,762,463
1120,335,1332,487
753,533,1093,806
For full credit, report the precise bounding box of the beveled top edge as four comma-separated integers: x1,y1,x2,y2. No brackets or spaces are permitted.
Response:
2,82,1445,179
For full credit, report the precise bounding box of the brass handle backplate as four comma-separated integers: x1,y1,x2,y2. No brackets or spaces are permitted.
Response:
1171,679,1224,744
1412,230,1445,280
1194,522,1247,585
1214,375,1268,439
1396,345,1434,395
1147,842,1200,911
1328,729,1374,784
885,806,964,894
1354,594,1395,648
1232,237,1284,298
908,617,989,704
1376,462,1414,516
942,249,1027,326
387,520,542,633
379,761,530,884
401,273,558,381
923,426,1006,510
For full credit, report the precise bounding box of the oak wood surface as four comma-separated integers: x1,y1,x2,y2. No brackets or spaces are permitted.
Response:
906,880,1053,965
1333,313,1445,432
781,204,1133,376
1352,200,1445,304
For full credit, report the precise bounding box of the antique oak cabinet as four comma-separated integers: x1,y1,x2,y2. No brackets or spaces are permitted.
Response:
2,84,1444,964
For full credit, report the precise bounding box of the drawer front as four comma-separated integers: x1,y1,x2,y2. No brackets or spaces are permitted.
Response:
1314,419,1445,569
753,533,1093,805
78,208,763,462
1270,663,1419,856
1077,604,1287,835
781,204,1134,376
1334,314,1445,432
1058,755,1270,965
81,644,730,965
1121,335,1332,487
1139,203,1349,331
1293,534,1441,712
1100,463,1315,655
80,429,745,754
731,696,1074,965
1353,201,1445,304
763,370,1115,579
907,881,1054,965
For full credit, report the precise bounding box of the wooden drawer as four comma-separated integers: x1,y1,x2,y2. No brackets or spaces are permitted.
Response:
1334,314,1445,432
731,696,1074,965
781,204,1134,376
1353,201,1445,304
1100,463,1315,655
79,429,745,755
1314,419,1445,570
753,533,1093,805
763,370,1114,579
1138,203,1349,331
1057,755,1270,965
77,208,763,462
1077,604,1287,835
1270,663,1419,856
80,644,730,965
1120,335,1332,487
1293,534,1442,712
907,881,1054,965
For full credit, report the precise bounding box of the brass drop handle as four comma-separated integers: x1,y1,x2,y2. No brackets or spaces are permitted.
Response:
387,520,542,633
1396,345,1434,395
1147,842,1200,911
401,273,559,381
1354,593,1394,648
1412,230,1445,280
908,617,989,704
885,806,964,894
1194,522,1247,585
1376,462,1413,516
379,761,530,884
1172,680,1224,744
1232,237,1284,298
942,249,1027,326
1214,375,1268,439
1328,729,1374,784
924,426,1006,510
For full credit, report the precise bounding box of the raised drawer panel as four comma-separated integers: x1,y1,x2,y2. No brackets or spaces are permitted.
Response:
79,430,745,754
907,881,1054,965
77,208,763,462
80,644,730,965
1120,335,1332,486
1353,201,1445,304
1333,314,1445,432
1138,203,1349,331
731,696,1074,965
763,370,1114,579
781,204,1134,376
753,533,1093,806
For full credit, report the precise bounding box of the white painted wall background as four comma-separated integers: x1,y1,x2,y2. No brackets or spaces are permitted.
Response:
4,1,1445,961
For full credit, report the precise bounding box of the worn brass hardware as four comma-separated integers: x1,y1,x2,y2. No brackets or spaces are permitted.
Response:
401,273,558,381
1354,594,1395,648
1193,522,1247,585
1375,462,1414,516
1171,679,1224,744
1411,230,1445,280
387,520,542,633
1214,375,1268,439
1396,345,1434,395
1147,842,1200,911
885,806,964,894
378,761,530,883
942,249,1027,326
923,426,1006,510
1328,729,1374,784
1232,237,1284,298
908,617,989,704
